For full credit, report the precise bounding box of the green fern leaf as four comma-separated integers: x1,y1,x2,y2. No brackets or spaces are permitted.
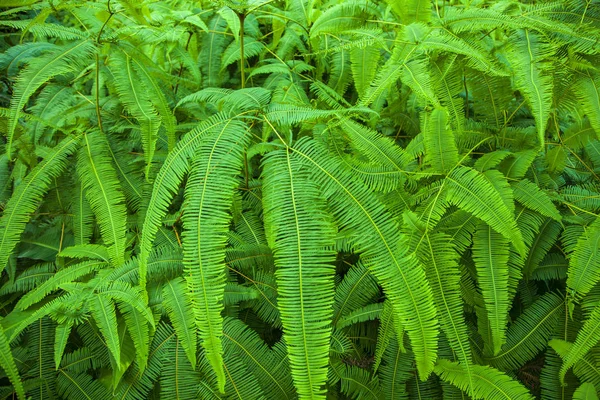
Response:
473,222,510,355
292,138,439,380
0,324,25,400
512,179,562,221
567,218,600,300
350,44,380,100
445,166,526,254
77,132,128,266
423,107,459,173
163,277,196,367
139,115,243,290
182,118,250,392
6,39,94,158
90,295,121,366
435,359,535,400
484,292,563,370
223,318,295,399
573,382,598,400
110,49,161,179
0,134,80,272
559,300,600,383
387,0,431,23
54,321,73,369
16,260,107,310
505,30,553,148
263,149,337,398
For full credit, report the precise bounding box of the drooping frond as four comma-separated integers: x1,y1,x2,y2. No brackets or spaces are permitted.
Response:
512,179,562,221
566,218,600,301
77,131,128,266
472,222,511,355
379,338,413,399
0,134,80,272
505,29,554,148
484,292,563,370
435,360,535,400
89,295,121,366
162,277,196,367
16,260,107,310
445,166,526,254
350,44,381,100
559,301,600,383
404,212,474,393
423,107,459,173
109,48,161,178
6,40,95,158
181,118,250,392
223,318,295,399
573,382,598,400
291,138,439,380
139,114,245,290
262,148,337,399
0,324,25,400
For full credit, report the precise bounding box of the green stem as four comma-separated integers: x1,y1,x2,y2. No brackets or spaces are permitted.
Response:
239,12,246,89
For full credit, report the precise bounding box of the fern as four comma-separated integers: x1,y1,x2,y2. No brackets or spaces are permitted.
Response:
1,0,599,398
263,149,337,398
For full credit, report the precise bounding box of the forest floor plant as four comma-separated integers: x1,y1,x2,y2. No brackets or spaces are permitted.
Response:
1,0,600,399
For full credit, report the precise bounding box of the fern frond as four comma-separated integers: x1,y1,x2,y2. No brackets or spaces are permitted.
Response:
6,40,94,158
512,179,562,221
435,360,535,400
332,261,379,326
559,300,600,383
223,317,295,399
90,295,120,366
484,292,563,370
54,321,73,370
0,134,80,272
472,222,510,355
505,29,554,148
182,118,250,392
0,324,25,400
77,131,128,266
262,148,336,398
292,138,439,380
573,383,598,400
445,166,526,254
162,277,196,367
423,107,459,173
16,260,107,310
405,213,474,392
379,338,413,400
388,0,431,23
109,49,161,179
58,244,110,262
139,115,244,289
350,44,381,100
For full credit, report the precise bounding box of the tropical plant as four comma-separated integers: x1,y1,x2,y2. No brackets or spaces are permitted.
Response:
0,0,599,398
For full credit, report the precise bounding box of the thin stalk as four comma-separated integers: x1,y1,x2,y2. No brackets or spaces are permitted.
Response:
239,12,246,88
95,53,103,133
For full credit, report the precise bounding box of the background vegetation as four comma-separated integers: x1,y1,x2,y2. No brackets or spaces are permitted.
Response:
1,0,600,398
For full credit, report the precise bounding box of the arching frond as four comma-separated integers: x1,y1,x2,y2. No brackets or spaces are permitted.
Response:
445,166,526,254
6,40,94,158
182,118,250,392
435,360,535,400
162,277,196,367
262,149,337,398
0,134,80,272
292,138,438,380
77,132,128,266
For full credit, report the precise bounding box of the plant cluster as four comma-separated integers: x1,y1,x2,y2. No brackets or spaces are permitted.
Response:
1,0,600,399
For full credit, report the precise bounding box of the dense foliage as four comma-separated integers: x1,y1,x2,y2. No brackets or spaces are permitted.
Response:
1,0,600,398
